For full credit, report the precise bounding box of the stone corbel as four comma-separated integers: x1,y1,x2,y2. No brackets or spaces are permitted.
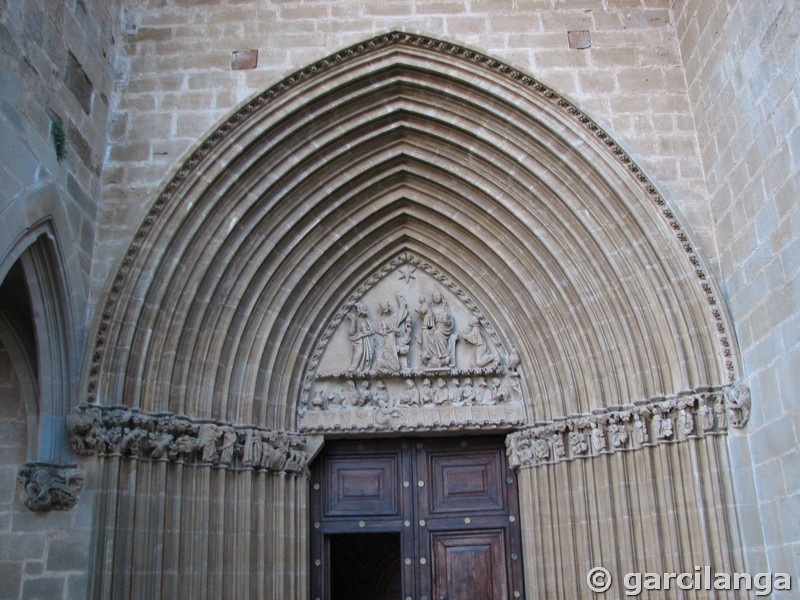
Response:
17,463,85,512
725,382,751,428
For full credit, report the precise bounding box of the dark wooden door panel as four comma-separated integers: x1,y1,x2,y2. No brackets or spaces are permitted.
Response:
311,437,524,600
325,455,401,517
427,450,506,515
431,530,508,600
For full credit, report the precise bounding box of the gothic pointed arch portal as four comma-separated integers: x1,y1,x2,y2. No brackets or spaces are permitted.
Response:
77,33,747,599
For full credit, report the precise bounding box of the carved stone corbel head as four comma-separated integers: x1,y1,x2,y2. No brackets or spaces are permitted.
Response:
17,463,84,512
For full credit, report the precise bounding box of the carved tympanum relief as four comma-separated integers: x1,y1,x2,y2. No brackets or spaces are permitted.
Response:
299,254,526,433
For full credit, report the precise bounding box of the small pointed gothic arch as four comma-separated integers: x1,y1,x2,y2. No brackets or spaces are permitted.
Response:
0,267,38,462
0,218,79,463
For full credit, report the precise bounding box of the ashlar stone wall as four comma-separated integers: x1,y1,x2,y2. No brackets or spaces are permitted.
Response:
0,0,120,321
0,1,121,599
674,0,800,583
0,340,26,597
0,336,95,600
96,0,713,305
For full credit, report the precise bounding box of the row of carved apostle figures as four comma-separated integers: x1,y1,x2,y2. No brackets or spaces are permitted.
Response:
310,375,518,411
345,292,499,374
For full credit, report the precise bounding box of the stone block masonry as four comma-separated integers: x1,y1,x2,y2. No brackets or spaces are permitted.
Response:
0,365,94,600
0,1,120,599
65,51,94,116
0,0,122,330
97,0,712,307
674,0,800,589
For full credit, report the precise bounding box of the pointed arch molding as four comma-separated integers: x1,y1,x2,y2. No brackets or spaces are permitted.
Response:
84,32,740,435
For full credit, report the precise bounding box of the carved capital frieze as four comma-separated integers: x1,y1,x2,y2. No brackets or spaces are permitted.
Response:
67,405,315,477
17,463,84,512
506,382,750,470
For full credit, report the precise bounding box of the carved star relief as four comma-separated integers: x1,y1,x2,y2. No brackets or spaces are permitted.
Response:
398,265,417,283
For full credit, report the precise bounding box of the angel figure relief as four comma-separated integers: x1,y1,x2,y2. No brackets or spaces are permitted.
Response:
458,317,499,368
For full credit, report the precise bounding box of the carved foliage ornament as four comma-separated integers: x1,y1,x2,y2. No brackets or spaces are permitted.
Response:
506,383,751,470
299,253,527,434
17,463,85,512
67,405,313,477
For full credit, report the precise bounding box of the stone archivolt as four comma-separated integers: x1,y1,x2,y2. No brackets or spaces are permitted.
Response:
67,404,314,476
506,382,750,469
84,33,736,433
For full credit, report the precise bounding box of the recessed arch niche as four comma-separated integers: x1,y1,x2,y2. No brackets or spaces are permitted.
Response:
85,32,735,433
2,219,80,465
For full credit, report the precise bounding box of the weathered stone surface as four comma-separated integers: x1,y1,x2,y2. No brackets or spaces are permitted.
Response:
67,122,100,176
46,536,89,572
21,577,64,600
0,534,45,561
567,29,591,49
230,49,258,70
0,562,22,599
65,51,93,116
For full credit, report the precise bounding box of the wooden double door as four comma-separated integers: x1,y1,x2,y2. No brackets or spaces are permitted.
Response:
310,436,525,600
